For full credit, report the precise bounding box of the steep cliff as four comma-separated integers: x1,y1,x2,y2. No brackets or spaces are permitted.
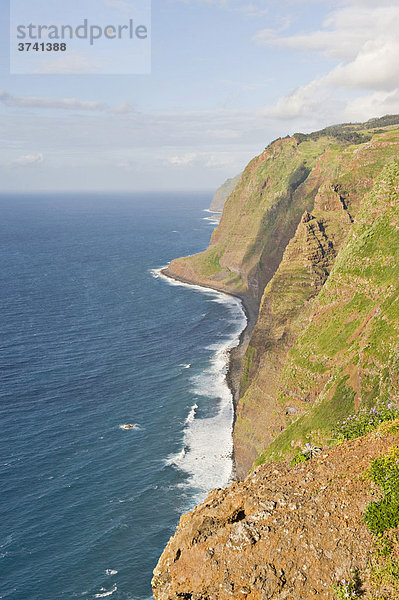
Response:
210,174,242,212
165,118,398,304
164,136,332,302
154,117,399,599
165,119,399,477
235,132,399,476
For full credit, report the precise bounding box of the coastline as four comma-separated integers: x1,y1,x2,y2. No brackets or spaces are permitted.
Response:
160,266,259,475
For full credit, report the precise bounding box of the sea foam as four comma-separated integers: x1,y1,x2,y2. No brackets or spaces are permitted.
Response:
202,216,220,225
155,266,247,503
185,403,198,425
95,584,117,598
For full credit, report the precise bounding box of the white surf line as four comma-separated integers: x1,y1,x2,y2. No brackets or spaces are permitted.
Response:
151,264,247,501
185,403,198,425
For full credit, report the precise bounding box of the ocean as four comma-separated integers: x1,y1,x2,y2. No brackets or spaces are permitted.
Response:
0,193,246,600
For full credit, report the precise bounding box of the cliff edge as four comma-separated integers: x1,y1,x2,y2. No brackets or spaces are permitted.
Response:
153,424,399,600
165,117,399,478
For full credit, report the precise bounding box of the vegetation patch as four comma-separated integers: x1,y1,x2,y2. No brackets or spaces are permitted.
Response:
368,532,399,599
287,163,311,192
364,446,399,535
255,375,356,465
332,570,362,600
193,247,224,278
294,124,373,145
290,443,321,465
333,402,399,441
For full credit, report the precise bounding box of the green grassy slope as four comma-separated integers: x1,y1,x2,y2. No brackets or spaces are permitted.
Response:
165,114,399,478
256,158,399,465
234,127,399,476
167,136,337,300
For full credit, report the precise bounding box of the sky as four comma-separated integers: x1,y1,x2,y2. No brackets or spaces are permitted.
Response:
1,0,399,192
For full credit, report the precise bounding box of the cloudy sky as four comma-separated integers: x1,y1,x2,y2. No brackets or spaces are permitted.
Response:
1,0,399,192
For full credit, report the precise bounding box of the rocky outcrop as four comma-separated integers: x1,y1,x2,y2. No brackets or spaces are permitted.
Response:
153,427,399,600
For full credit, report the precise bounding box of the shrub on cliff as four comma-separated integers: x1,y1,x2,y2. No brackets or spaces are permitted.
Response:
332,571,362,600
365,446,399,535
333,402,399,442
290,443,321,465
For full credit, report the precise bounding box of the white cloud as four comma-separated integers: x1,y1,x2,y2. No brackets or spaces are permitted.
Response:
254,6,399,61
10,153,44,168
259,2,399,123
0,90,106,111
162,149,242,170
325,40,399,91
111,102,135,114
344,88,399,121
204,152,237,168
265,79,332,120
166,153,198,167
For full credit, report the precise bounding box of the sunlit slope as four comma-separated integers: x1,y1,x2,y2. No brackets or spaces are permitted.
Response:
251,156,399,469
166,136,335,300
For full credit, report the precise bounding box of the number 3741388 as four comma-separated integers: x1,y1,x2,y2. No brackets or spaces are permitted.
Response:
18,43,67,51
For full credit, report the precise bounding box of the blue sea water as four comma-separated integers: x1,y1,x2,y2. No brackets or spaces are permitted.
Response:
0,193,246,600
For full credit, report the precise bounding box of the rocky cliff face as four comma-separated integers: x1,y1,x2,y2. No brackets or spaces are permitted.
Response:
250,152,399,472
153,426,399,600
165,137,328,302
234,134,399,476
154,117,399,599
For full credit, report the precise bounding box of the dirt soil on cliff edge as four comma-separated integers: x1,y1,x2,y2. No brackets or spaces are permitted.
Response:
153,428,399,600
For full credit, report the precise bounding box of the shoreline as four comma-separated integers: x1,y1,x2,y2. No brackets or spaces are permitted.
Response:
160,266,259,476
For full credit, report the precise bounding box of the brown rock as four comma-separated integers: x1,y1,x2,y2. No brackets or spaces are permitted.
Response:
152,429,399,600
